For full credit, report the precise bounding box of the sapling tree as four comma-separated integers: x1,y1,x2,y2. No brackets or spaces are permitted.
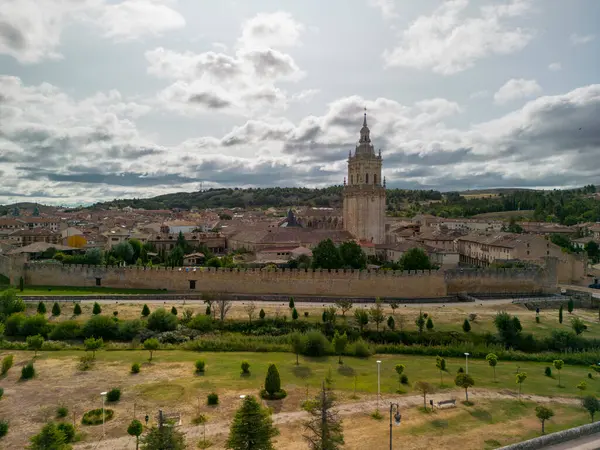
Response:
332,331,348,365
486,353,498,382
436,356,446,386
143,338,160,361
414,381,435,410
553,360,564,387
582,395,600,422
535,405,554,434
127,419,143,450
26,334,44,357
455,373,475,403
84,337,104,359
516,372,527,401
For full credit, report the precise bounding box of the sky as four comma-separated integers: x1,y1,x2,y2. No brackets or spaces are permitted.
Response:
0,0,599,206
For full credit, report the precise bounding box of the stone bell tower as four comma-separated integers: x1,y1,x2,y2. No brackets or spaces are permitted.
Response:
342,109,386,244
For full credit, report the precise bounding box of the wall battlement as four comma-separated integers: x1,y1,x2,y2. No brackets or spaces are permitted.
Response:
20,259,557,299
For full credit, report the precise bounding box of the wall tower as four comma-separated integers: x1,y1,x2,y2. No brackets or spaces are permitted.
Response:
342,110,386,244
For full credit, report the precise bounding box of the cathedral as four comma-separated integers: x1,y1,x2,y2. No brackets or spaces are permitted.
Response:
343,111,386,244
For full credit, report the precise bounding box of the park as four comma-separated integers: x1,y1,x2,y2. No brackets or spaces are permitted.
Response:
2,287,600,449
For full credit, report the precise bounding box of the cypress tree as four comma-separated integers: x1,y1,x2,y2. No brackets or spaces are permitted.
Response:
73,303,82,315
51,302,61,316
462,318,471,332
141,304,150,317
288,297,295,309
92,302,102,315
559,304,564,324
259,309,266,319
264,364,281,396
171,306,177,315
37,302,46,314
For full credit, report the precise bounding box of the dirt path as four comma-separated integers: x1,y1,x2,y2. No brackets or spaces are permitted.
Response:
75,388,581,449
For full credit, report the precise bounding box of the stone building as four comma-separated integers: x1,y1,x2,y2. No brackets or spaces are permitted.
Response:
343,111,386,244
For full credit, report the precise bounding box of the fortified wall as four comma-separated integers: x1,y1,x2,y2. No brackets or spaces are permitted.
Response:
20,258,559,298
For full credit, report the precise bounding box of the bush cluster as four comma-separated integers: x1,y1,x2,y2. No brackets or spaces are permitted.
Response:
131,362,141,374
195,360,206,373
21,362,35,380
106,388,121,402
82,408,114,425
207,393,219,405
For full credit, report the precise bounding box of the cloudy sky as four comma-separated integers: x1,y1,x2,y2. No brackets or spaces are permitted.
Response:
0,0,599,205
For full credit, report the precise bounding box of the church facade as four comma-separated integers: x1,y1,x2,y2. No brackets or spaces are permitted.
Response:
342,111,386,244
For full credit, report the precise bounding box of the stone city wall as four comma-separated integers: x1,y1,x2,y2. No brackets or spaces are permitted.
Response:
22,262,556,299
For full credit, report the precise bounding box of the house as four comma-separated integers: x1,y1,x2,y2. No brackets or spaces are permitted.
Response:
148,232,226,254
227,228,354,252
18,217,65,232
7,228,62,247
183,252,205,266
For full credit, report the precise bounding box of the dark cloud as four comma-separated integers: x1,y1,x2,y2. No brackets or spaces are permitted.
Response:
188,92,231,109
0,21,26,51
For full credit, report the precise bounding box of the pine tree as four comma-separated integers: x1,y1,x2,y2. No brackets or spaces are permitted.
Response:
37,302,46,315
568,299,574,314
51,302,61,316
226,395,279,450
259,309,266,320
426,317,434,331
264,364,281,396
73,303,82,315
171,306,177,315
559,305,563,324
462,318,471,332
92,302,102,315
292,308,299,321
289,297,295,309
303,382,344,450
141,304,150,317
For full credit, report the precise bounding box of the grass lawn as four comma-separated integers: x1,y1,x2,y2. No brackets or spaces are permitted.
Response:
0,350,596,449
2,285,168,296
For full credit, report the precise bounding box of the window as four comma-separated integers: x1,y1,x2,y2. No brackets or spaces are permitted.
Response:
95,278,101,286
547,250,550,255
350,175,353,184
189,280,196,290
526,251,530,255
365,173,369,184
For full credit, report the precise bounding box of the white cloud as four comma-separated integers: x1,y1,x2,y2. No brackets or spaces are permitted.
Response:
470,90,490,99
0,0,185,64
570,33,595,45
382,0,534,74
368,0,398,19
146,12,310,116
237,11,304,50
493,78,542,105
548,62,562,71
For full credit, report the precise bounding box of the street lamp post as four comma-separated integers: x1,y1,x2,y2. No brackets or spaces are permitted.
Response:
464,353,470,374
376,360,382,411
389,402,402,450
100,391,107,438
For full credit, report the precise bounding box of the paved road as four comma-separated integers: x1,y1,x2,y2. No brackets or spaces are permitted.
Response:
542,433,600,450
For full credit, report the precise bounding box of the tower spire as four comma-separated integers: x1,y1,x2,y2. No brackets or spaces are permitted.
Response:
363,107,367,127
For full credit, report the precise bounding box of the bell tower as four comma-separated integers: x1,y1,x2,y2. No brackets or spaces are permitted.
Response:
343,109,386,244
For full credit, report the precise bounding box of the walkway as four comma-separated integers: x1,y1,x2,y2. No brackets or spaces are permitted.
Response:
541,433,600,450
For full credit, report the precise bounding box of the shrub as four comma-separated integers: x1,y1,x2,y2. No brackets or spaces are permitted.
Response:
241,361,250,375
207,393,219,405
1,355,14,375
37,301,46,315
82,315,118,340
462,319,471,333
51,302,61,316
20,315,48,338
106,388,121,402
82,408,114,425
589,373,593,379
536,316,540,323
113,311,119,317
73,303,82,315
21,362,35,380
78,355,94,371
400,374,409,385
49,320,81,340
264,363,284,398
302,330,330,357
57,422,75,443
457,367,465,373
56,405,69,418
171,306,177,315
0,388,3,399
0,420,8,438
142,304,150,317
92,302,102,315
545,367,552,377
118,319,143,340
4,313,25,336
259,309,266,319
304,312,309,317
351,339,372,358
195,360,206,373
147,308,178,332
131,362,141,374
187,314,214,332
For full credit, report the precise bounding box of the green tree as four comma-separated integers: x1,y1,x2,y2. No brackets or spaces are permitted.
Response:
311,239,343,270
332,331,348,364
338,240,367,269
147,308,178,332
29,422,71,450
27,334,44,357
37,302,47,315
494,311,522,345
462,318,471,333
415,311,426,334
559,304,563,324
141,425,186,450
167,246,184,268
292,308,299,321
92,302,102,315
568,298,574,314
128,238,143,262
455,373,475,402
73,303,82,315
387,316,395,330
176,231,188,251
143,338,160,361
436,356,446,385
369,299,385,331
398,248,432,271
0,289,26,320
264,364,281,396
334,299,353,317
303,383,344,450
226,395,279,450
535,405,554,434
112,241,135,264
553,360,564,386
354,309,369,332
127,419,143,450
582,395,600,422
259,309,266,320
414,381,435,410
486,353,498,382
288,297,295,309
585,241,600,263
389,300,399,316
578,381,587,393
51,302,61,316
170,306,177,315
426,317,434,331
516,372,527,401
394,364,405,392
291,332,304,365
84,337,103,359
141,304,150,317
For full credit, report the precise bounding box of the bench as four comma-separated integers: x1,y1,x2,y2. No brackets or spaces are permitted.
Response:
436,399,456,409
